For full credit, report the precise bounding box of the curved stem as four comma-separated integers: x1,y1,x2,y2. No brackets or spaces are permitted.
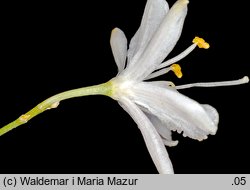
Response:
0,81,112,136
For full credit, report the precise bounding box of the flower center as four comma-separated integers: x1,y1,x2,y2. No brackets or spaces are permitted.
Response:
109,77,136,100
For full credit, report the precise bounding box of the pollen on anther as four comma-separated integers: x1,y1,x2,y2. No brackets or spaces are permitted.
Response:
171,64,183,78
192,37,210,49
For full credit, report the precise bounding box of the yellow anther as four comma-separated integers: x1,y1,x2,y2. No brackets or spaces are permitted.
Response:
171,64,183,78
192,36,210,49
19,114,30,123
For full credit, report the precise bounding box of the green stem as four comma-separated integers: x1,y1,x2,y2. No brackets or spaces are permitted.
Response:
0,81,113,136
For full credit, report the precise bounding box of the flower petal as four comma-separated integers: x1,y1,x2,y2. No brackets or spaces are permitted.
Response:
202,104,219,126
122,0,188,81
129,82,218,141
110,28,127,73
118,97,174,174
127,0,169,66
143,111,179,147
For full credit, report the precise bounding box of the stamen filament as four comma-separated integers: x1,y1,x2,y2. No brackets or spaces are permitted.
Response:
176,76,249,89
145,68,172,80
158,43,197,69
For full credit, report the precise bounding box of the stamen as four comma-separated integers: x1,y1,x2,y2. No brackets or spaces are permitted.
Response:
171,64,183,78
176,76,249,89
192,37,210,49
158,43,197,69
158,37,209,70
145,64,183,80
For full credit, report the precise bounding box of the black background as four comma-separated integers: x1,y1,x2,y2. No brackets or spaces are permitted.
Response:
0,0,249,174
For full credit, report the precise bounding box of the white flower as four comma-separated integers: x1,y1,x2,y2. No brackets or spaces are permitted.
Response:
108,0,249,174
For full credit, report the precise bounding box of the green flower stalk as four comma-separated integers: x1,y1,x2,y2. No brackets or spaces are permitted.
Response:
0,82,112,136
